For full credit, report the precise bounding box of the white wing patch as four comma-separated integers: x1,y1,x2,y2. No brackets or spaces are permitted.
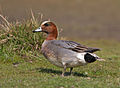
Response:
77,53,87,63
89,53,99,58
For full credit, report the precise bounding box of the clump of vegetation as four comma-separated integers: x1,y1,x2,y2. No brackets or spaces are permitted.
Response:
0,11,44,62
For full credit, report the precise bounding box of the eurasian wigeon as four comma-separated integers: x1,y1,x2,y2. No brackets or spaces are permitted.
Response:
33,21,104,76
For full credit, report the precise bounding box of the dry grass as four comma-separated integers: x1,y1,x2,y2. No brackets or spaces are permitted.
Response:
0,12,44,61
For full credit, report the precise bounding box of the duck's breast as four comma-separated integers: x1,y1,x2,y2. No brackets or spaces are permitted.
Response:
41,40,63,67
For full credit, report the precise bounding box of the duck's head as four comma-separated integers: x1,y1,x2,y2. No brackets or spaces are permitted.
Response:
33,21,58,40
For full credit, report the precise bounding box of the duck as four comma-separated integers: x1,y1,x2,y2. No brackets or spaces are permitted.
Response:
32,21,104,76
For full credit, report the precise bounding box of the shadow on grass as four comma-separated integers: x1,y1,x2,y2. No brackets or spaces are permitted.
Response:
36,67,88,77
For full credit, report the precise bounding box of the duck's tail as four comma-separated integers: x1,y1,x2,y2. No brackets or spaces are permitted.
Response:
84,53,105,63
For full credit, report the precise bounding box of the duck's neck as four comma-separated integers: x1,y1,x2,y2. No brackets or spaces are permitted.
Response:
46,29,58,40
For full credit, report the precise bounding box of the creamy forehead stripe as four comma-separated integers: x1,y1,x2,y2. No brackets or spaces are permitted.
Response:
41,21,50,26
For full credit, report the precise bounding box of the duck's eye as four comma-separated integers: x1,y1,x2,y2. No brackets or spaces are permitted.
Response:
44,23,50,26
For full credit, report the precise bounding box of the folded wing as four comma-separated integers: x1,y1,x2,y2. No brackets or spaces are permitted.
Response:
51,40,100,53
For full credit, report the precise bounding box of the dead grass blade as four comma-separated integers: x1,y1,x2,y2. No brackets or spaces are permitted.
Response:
0,14,11,29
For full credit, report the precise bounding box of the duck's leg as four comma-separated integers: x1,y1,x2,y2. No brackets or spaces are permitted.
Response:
62,63,67,77
70,67,73,75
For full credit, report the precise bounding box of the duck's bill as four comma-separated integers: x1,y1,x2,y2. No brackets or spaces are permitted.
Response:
32,27,42,33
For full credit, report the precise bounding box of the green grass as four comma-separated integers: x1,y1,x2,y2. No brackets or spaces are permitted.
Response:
0,15,120,88
0,40,120,88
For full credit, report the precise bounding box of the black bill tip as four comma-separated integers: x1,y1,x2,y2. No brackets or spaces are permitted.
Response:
32,30,36,33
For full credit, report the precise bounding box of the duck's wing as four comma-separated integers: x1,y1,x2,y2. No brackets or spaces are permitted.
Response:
51,40,100,53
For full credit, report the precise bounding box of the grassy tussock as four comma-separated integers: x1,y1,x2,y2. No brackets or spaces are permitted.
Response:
0,12,44,62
